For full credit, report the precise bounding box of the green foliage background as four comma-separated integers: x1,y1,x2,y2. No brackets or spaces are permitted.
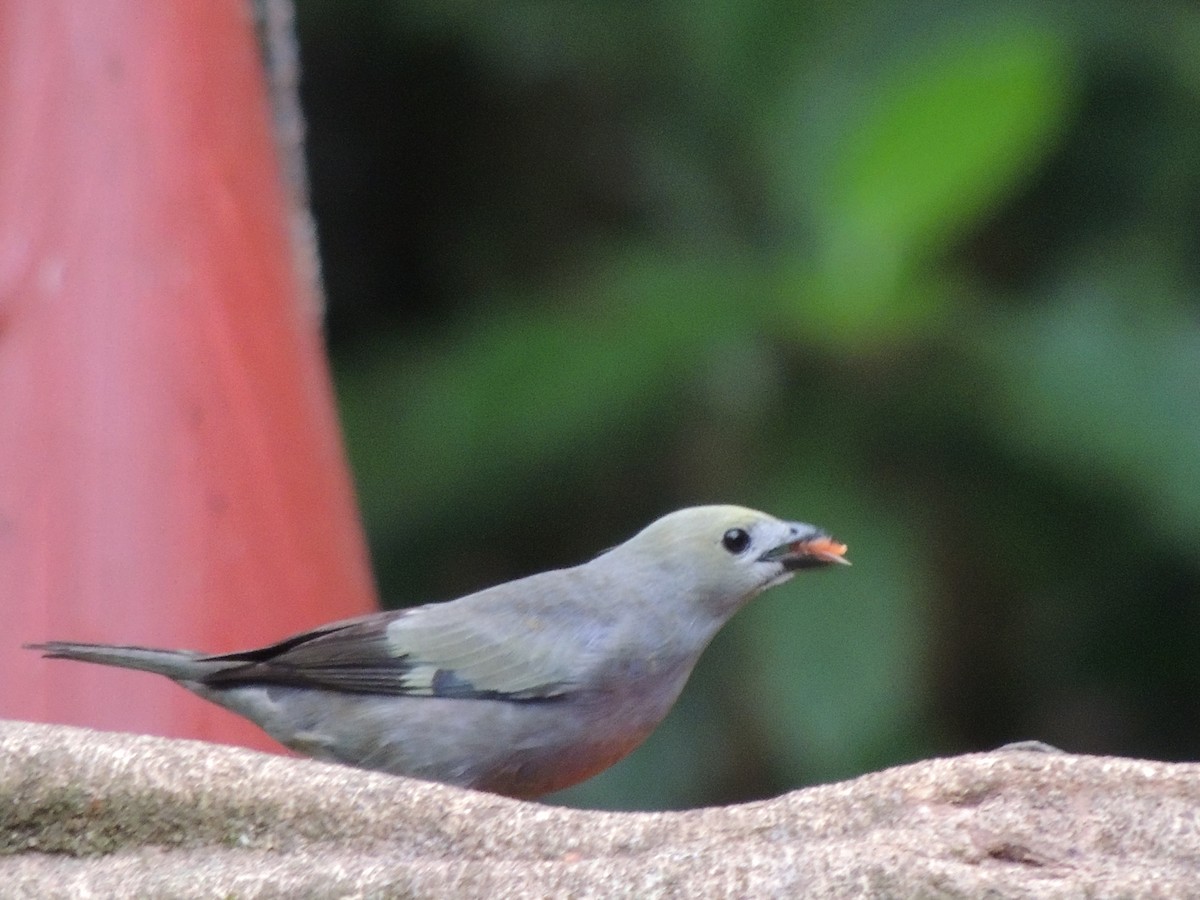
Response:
295,0,1200,809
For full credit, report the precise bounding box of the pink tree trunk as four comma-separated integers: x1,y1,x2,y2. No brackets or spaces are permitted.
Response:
0,1,378,755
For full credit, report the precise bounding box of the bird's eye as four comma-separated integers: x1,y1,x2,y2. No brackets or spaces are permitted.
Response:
721,528,751,554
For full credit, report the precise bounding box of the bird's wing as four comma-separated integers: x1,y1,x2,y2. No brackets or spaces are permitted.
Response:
199,600,580,701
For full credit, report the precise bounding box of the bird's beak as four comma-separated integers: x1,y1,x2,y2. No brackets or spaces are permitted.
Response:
759,533,851,570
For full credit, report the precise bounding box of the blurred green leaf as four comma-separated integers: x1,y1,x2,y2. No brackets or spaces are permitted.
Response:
972,271,1200,550
773,17,1074,343
823,24,1071,252
335,253,774,541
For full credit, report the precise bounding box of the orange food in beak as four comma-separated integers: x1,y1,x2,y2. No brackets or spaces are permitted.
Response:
797,536,850,565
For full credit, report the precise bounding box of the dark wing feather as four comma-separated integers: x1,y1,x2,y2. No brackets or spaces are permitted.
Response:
199,603,576,701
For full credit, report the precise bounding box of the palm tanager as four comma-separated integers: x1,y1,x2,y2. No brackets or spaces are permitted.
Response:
29,505,848,798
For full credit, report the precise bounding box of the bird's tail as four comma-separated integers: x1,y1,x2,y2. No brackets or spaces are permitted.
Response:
25,641,214,682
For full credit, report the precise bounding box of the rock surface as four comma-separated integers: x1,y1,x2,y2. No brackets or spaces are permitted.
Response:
2,719,1199,897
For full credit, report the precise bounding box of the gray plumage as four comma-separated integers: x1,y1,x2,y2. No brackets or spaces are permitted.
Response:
29,505,848,798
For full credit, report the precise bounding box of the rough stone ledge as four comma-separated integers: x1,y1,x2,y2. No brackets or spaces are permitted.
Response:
2,719,1199,898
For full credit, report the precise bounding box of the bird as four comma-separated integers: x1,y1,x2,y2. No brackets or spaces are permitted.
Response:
28,505,848,799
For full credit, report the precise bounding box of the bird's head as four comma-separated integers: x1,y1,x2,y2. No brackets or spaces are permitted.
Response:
607,505,849,619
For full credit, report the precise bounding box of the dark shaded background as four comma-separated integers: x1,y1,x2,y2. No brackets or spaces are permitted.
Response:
292,0,1200,809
